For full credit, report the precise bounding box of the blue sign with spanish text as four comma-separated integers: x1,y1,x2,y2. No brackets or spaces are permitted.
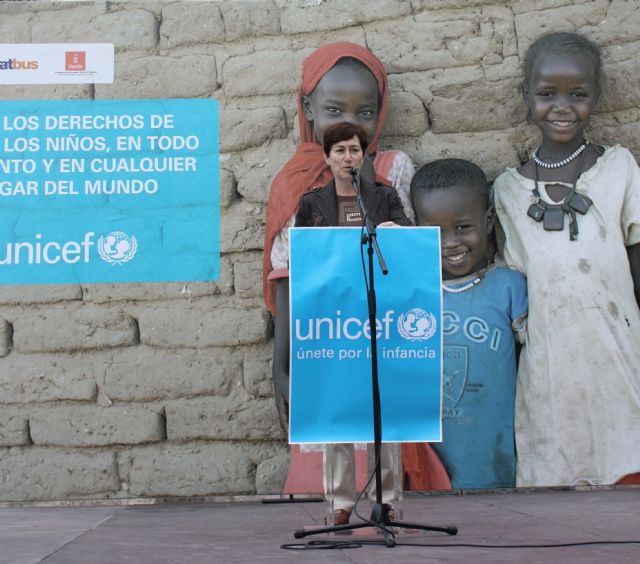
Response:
289,227,443,443
0,99,219,284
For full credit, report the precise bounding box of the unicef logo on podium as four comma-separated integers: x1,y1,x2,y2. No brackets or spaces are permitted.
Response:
97,231,138,266
397,308,437,341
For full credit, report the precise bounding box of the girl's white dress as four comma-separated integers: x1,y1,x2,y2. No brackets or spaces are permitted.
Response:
493,145,640,487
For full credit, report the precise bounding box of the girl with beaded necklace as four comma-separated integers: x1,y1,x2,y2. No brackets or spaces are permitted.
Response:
493,31,640,487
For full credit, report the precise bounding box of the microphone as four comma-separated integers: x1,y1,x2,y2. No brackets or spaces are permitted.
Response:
349,167,359,178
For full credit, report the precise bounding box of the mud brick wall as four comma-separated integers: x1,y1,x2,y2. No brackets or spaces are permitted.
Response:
0,0,638,502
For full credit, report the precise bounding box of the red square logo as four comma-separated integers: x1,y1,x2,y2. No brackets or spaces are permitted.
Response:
65,51,86,71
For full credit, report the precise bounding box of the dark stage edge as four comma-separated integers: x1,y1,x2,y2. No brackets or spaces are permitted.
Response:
1,488,639,563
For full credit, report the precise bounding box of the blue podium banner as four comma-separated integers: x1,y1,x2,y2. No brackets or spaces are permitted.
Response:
289,227,443,444
0,99,219,284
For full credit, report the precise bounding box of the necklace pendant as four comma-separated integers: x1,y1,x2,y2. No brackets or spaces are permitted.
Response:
542,207,564,231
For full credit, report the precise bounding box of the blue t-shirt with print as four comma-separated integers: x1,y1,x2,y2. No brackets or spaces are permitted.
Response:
432,266,528,489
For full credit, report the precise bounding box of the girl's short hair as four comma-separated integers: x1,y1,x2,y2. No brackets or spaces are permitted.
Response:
410,158,489,208
323,122,369,156
523,31,602,99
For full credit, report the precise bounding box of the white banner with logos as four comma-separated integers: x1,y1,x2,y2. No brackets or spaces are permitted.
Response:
0,44,113,84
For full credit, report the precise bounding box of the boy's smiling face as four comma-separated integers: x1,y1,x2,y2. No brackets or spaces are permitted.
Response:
302,63,379,145
414,184,493,280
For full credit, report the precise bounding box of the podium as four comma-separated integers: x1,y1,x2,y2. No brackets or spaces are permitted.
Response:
289,227,457,544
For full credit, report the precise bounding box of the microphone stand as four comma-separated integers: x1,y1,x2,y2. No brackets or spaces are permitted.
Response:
294,168,457,547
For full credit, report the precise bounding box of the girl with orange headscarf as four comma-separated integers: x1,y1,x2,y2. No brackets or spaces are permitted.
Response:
264,43,415,425
263,42,415,313
262,43,450,515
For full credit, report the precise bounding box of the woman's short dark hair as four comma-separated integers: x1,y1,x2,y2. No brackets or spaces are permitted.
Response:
523,31,602,100
323,122,369,156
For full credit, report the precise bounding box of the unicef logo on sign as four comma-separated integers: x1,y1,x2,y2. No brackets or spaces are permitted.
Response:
397,308,437,341
97,231,138,266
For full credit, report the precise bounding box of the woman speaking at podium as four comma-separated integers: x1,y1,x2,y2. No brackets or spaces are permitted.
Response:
294,121,411,525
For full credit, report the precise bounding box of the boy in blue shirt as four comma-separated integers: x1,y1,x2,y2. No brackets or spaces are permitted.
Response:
411,159,527,488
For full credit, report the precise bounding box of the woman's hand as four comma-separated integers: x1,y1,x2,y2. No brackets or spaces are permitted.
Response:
377,221,402,227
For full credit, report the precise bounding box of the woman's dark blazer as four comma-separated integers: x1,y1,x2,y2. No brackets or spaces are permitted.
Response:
294,178,412,228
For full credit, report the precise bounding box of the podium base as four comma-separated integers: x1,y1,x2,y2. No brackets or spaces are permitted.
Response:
294,501,458,548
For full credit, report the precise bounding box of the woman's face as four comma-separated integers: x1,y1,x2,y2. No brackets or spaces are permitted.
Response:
324,135,364,183
303,63,379,145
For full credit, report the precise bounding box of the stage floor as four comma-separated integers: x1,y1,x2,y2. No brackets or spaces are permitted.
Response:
1,488,639,563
